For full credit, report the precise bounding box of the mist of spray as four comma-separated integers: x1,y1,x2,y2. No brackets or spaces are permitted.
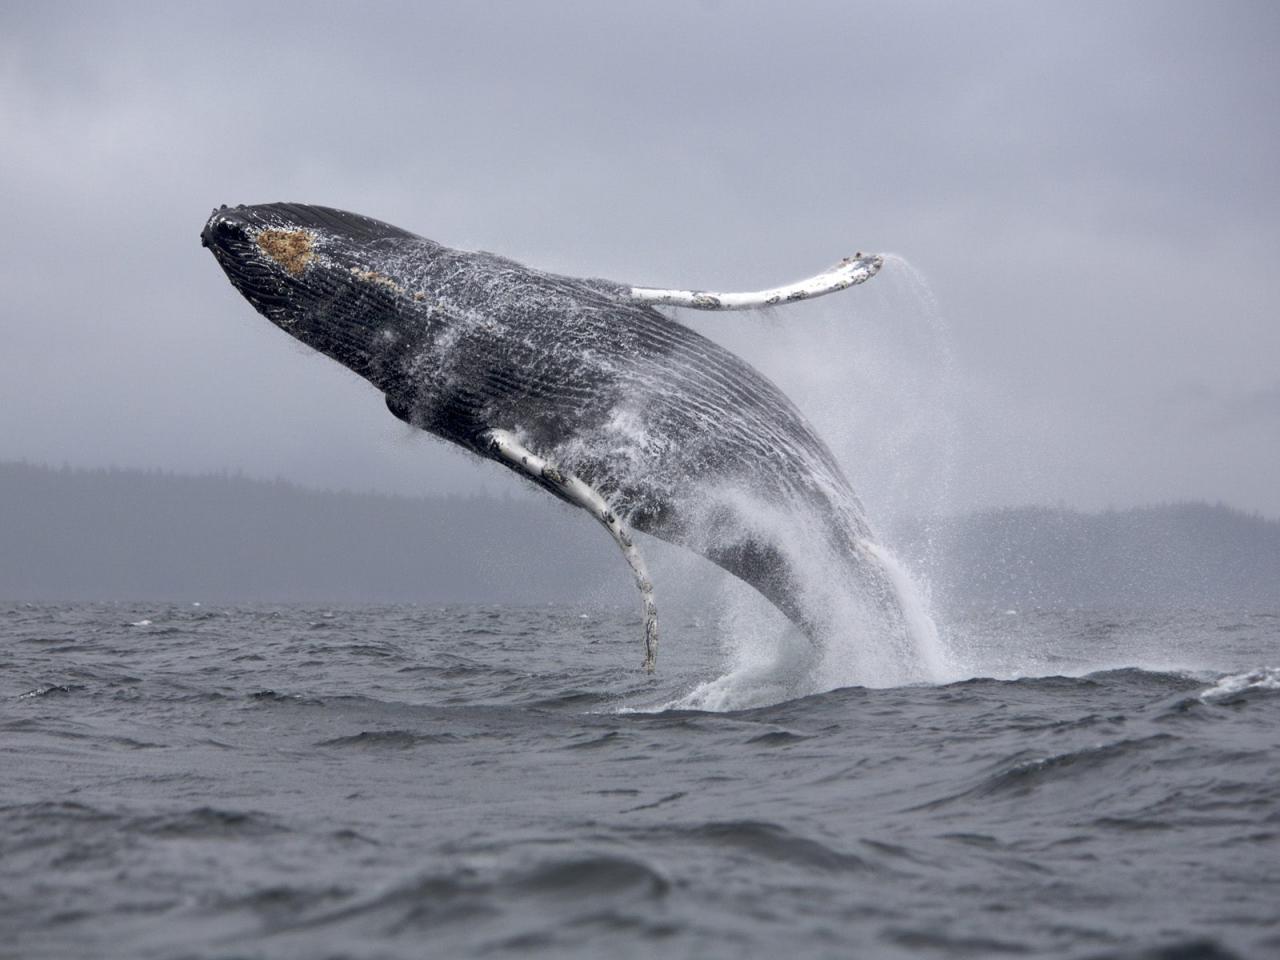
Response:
665,255,966,709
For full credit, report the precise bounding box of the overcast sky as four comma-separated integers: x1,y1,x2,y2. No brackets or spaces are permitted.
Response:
2,1,1277,524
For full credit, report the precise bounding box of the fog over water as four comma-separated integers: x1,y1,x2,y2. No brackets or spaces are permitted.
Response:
2,1,1278,517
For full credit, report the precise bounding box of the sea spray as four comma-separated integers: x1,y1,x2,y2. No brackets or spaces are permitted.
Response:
665,534,952,710
661,486,953,710
864,540,954,682
12,603,1275,958
662,253,965,707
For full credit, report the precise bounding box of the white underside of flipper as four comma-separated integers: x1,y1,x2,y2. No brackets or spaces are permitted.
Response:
483,429,659,672
627,253,883,310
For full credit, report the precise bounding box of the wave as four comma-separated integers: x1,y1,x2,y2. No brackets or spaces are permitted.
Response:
127,806,290,839
623,819,869,873
256,851,670,941
623,665,1207,717
1198,667,1280,703
316,729,460,749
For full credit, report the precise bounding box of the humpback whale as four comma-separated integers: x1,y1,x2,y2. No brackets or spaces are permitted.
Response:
202,203,905,670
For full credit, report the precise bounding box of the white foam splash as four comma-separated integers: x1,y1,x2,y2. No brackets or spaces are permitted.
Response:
657,498,954,712
657,254,963,708
665,616,815,713
864,541,955,682
1199,667,1280,702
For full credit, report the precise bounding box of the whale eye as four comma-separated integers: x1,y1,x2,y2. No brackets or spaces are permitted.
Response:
256,229,314,276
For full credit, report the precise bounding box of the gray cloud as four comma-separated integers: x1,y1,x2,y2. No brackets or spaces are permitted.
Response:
2,0,1277,520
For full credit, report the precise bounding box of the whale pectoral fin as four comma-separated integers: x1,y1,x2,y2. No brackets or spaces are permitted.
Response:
626,253,884,310
482,428,659,673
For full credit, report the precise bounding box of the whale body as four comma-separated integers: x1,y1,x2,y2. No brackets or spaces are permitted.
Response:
202,203,907,668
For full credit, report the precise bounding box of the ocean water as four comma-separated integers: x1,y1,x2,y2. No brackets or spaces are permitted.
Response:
3,601,1278,959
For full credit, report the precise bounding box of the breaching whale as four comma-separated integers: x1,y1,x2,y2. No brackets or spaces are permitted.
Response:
202,203,905,670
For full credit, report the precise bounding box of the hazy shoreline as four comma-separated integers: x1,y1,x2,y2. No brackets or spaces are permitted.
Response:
4,462,1277,611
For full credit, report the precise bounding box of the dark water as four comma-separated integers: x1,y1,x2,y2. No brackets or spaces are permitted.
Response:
3,602,1278,959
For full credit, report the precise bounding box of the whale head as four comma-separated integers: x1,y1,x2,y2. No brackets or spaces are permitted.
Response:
201,203,429,384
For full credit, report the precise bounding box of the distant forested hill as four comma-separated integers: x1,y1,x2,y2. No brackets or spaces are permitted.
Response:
3,463,1277,609
892,503,1280,610
0,462,616,604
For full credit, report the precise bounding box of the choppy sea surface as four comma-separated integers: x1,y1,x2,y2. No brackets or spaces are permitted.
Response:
3,601,1278,959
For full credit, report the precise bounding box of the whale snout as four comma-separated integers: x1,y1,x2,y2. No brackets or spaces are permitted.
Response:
201,204,301,253
202,205,307,320
202,205,318,281
201,205,249,249
203,202,418,249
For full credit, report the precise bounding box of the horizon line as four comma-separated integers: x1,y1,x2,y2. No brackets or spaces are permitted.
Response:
3,458,1276,524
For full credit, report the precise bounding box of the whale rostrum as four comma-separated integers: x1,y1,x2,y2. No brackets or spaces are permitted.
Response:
202,203,902,671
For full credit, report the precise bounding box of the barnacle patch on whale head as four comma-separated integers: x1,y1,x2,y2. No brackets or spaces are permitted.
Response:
349,267,404,294
256,229,314,276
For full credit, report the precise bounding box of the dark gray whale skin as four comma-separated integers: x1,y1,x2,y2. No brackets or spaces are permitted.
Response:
202,203,903,639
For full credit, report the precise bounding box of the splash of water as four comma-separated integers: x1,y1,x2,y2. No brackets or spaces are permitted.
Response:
1198,667,1280,702
864,541,954,681
662,254,964,709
